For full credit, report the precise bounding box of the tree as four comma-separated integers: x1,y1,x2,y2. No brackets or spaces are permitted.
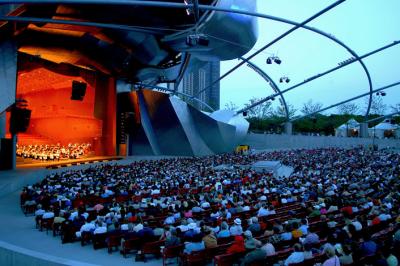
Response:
336,103,360,115
364,96,387,115
244,97,273,119
390,103,400,113
301,99,323,116
224,101,239,111
272,103,297,119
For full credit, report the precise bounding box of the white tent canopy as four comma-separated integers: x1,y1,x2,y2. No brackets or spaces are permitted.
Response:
368,119,399,139
335,119,360,137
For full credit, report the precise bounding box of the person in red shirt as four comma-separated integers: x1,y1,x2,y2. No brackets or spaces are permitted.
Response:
341,206,353,216
227,235,246,254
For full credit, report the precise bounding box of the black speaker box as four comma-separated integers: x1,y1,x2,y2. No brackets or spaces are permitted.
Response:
71,80,87,101
0,138,13,170
9,108,31,134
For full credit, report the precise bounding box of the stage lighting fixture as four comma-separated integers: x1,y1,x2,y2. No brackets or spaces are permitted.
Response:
186,34,209,47
381,92,386,96
274,58,282,64
243,111,248,117
279,78,283,83
266,58,272,64
286,78,290,83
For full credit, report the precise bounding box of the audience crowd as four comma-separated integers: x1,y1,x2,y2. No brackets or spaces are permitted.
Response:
21,147,400,265
17,143,92,161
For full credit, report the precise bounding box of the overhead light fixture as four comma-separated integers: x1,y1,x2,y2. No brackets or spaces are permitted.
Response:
186,34,209,47
266,56,282,65
280,76,290,83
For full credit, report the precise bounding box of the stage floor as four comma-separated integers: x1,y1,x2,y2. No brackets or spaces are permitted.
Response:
16,156,124,169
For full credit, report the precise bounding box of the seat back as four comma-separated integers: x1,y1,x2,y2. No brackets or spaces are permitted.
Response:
185,249,207,266
143,239,165,255
163,244,184,259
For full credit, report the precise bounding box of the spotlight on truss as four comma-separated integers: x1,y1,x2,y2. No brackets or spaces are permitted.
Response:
266,56,282,65
279,76,290,83
186,34,209,47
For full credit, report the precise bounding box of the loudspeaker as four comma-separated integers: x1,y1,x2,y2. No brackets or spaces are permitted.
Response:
124,112,136,133
71,80,87,101
9,108,31,134
0,138,13,170
242,111,248,117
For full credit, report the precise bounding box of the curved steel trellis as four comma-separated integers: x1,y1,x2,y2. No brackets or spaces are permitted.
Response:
135,83,215,113
238,40,400,117
290,81,400,122
0,0,379,117
239,57,289,121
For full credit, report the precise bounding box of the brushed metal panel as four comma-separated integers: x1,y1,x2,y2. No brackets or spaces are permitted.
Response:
170,97,214,156
0,40,17,114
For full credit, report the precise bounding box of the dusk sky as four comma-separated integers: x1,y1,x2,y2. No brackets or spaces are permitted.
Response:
220,0,400,115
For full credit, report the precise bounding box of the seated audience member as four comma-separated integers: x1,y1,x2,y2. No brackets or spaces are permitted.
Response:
322,245,341,266
202,227,217,248
217,221,231,238
183,234,205,254
303,226,320,246
284,243,305,266
261,239,276,256
227,235,246,254
244,230,262,250
247,217,261,235
359,232,377,257
281,224,293,241
230,218,243,236
165,229,181,247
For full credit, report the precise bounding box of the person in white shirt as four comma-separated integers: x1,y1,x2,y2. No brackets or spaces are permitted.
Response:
284,244,305,266
42,210,55,219
94,226,107,234
261,241,276,256
76,221,96,238
230,218,243,236
257,205,270,217
35,205,45,217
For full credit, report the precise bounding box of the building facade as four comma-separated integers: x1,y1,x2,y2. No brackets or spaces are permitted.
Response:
178,58,220,111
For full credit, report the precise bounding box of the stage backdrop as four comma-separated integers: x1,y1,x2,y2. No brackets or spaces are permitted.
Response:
13,60,116,156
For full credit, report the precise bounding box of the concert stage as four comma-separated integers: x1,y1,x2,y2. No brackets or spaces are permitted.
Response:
16,155,124,169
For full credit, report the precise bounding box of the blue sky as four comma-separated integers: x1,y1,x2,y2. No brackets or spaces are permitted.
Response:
220,0,400,115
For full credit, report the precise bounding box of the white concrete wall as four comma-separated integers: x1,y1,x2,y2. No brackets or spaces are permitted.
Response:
244,133,400,150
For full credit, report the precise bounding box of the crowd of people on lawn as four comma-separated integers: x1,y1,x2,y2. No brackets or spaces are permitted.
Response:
21,147,400,265
16,143,92,161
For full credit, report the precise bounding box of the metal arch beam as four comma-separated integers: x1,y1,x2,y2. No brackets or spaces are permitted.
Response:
0,0,374,115
237,41,400,116
239,57,289,120
290,81,400,122
365,111,400,124
2,1,352,105
136,83,215,113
